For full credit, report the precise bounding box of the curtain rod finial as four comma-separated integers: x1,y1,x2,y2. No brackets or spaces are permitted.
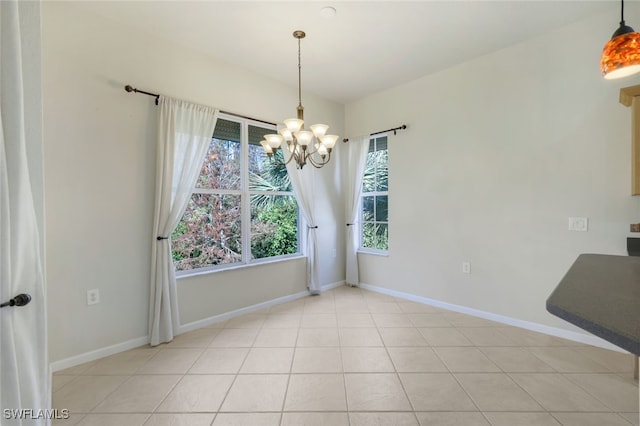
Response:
125,85,135,93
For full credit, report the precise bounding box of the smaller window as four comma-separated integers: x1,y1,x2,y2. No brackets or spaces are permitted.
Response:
361,135,388,251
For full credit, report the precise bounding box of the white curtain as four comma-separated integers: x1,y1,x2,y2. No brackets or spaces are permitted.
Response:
1,0,50,423
344,136,369,286
149,97,218,346
283,146,321,294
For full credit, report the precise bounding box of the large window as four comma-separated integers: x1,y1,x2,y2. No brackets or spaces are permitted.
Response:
361,135,388,251
171,114,299,272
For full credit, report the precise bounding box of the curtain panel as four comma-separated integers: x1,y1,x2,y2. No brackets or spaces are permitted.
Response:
283,145,321,294
0,0,50,422
149,96,218,346
344,136,369,286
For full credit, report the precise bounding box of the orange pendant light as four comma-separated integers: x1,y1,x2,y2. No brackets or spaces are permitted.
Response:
601,0,640,79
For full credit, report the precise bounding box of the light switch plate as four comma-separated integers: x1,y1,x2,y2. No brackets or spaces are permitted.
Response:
568,217,588,232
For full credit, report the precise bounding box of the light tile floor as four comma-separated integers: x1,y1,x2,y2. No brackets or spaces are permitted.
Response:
52,286,639,426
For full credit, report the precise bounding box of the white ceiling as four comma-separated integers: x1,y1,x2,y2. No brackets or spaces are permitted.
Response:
75,1,616,104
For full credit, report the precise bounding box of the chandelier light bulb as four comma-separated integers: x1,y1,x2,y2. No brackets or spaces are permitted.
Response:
320,134,338,149
310,124,329,138
264,134,283,149
294,130,314,146
284,118,304,133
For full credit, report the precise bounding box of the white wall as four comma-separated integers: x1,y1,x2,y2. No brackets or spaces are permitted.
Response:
42,2,344,364
346,5,640,333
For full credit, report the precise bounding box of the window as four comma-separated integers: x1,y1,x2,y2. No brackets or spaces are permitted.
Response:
171,114,299,272
361,135,388,251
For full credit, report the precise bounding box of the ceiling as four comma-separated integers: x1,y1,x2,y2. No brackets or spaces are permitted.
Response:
75,1,616,104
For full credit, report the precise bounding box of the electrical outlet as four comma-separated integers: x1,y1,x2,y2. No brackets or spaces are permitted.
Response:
87,289,100,305
568,217,588,232
462,262,471,274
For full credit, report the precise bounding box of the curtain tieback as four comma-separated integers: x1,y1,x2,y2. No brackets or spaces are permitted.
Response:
308,225,318,229
156,236,169,241
346,223,354,226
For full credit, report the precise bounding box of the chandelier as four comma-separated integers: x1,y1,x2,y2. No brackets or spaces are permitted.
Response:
260,30,339,169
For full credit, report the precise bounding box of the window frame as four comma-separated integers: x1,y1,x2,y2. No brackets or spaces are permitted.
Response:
174,113,302,277
359,134,389,255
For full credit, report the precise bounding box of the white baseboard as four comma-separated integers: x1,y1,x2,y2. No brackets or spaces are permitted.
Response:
177,289,311,334
50,288,316,372
321,280,346,292
50,336,149,373
359,282,627,353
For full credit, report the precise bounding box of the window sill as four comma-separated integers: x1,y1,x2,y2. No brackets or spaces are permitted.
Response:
357,249,389,257
176,254,306,280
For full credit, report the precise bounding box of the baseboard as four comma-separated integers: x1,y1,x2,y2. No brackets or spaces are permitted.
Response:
321,280,346,291
50,288,316,372
359,282,626,353
177,289,311,334
50,336,149,373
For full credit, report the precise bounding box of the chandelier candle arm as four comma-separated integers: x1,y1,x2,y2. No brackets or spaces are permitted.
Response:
260,30,341,169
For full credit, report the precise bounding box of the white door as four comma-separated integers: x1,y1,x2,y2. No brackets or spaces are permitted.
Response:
0,1,51,424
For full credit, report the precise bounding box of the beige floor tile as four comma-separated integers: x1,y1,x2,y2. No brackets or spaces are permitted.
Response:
337,313,375,327
92,375,180,413
378,328,429,347
281,412,349,426
418,328,473,346
339,328,383,346
239,347,294,373
297,328,340,347
571,346,636,373
372,313,414,328
408,313,451,328
415,412,489,426
262,313,301,328
564,373,639,412
54,362,99,376
188,348,248,374
144,413,215,426
212,413,281,426
284,374,347,411
341,347,395,372
455,373,543,411
220,374,288,412
551,412,636,426
434,347,500,372
52,375,76,391
269,300,304,314
76,414,149,426
349,412,419,426
83,348,159,375
303,301,336,314
509,373,610,412
335,299,370,313
253,328,298,347
442,313,500,327
136,349,203,375
457,328,516,346
367,302,402,313
53,376,128,413
399,373,476,411
209,328,258,347
156,375,234,412
619,412,640,425
53,413,84,426
527,347,610,373
301,313,338,328
496,328,571,347
387,347,448,372
479,347,556,372
224,314,267,329
291,347,343,373
164,328,220,348
345,373,412,411
397,302,446,314
483,412,561,426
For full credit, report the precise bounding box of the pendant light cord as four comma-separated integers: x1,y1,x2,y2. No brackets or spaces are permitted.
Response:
621,0,625,25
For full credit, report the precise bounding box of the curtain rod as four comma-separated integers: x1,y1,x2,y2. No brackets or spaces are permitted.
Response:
124,85,277,126
342,124,407,143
